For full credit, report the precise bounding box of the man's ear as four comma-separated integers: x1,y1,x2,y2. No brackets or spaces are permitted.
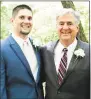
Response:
76,25,79,37
10,18,14,23
77,25,79,31
77,25,79,29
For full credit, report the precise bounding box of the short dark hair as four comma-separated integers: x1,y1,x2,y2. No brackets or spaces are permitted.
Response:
12,4,33,18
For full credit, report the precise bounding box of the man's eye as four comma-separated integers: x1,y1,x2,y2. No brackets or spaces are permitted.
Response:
20,16,25,19
67,22,73,25
28,17,32,20
59,22,64,25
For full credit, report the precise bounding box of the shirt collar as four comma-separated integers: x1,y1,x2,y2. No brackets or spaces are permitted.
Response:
67,38,77,53
55,38,77,53
12,33,30,47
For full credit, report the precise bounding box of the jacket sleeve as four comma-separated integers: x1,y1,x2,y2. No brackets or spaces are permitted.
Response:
39,47,46,83
0,55,7,99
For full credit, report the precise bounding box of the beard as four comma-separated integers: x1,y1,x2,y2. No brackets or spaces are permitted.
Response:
20,23,32,35
20,28,31,35
20,31,30,35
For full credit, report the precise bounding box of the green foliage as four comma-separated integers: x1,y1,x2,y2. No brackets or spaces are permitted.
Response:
1,5,11,39
1,2,89,44
75,4,89,41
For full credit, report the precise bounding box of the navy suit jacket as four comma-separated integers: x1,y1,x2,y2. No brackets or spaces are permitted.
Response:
1,35,44,99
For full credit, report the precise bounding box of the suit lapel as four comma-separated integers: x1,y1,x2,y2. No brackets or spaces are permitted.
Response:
64,52,79,79
49,51,59,86
8,35,34,79
35,51,41,83
49,40,60,88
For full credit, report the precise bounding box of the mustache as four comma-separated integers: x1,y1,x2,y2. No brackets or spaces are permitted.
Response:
59,28,72,33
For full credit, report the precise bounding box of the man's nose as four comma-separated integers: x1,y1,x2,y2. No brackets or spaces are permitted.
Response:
63,23,69,30
24,18,30,23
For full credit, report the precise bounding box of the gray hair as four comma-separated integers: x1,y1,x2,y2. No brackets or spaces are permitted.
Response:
56,8,80,25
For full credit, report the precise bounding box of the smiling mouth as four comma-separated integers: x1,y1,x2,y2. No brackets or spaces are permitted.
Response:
61,29,72,34
21,23,31,28
61,32,71,34
22,25,30,28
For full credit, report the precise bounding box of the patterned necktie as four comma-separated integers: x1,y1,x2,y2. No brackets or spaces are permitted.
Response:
58,48,68,85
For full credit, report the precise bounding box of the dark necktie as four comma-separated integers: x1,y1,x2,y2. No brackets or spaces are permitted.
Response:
58,48,68,85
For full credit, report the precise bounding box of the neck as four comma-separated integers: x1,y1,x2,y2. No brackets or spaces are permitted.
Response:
60,39,75,47
13,32,29,40
20,35,28,40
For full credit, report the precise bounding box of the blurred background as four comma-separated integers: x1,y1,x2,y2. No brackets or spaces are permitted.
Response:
1,1,90,45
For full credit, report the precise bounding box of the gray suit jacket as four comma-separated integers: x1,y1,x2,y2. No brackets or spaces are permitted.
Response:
41,39,90,99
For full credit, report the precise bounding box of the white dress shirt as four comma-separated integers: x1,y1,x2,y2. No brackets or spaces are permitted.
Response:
54,39,77,73
12,34,38,81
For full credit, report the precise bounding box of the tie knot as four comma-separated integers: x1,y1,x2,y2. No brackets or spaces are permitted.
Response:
63,48,68,53
23,40,29,46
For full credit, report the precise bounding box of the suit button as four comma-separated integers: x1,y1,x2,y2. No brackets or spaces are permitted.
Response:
57,91,61,94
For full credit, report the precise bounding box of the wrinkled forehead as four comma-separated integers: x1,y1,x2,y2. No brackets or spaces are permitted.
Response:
57,13,76,23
